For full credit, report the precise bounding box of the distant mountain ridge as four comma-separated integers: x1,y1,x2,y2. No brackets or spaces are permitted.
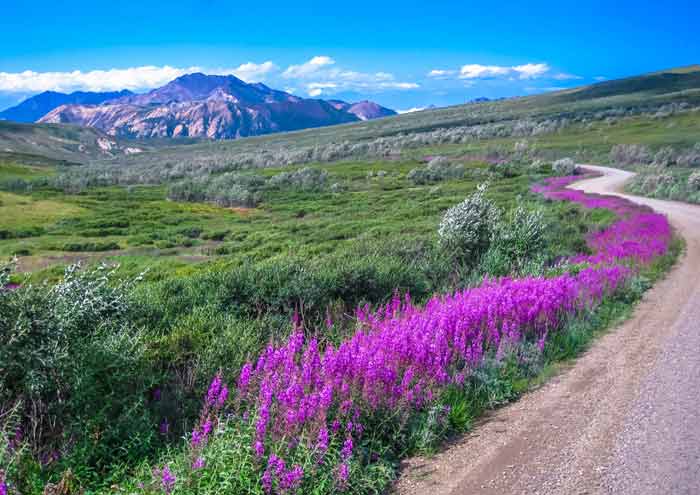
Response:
34,73,397,140
0,90,133,123
328,100,397,120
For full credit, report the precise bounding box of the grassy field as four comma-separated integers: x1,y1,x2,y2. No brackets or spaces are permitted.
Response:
0,158,573,281
2,107,698,281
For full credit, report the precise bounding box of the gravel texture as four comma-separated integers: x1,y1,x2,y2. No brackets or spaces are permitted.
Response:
392,166,700,495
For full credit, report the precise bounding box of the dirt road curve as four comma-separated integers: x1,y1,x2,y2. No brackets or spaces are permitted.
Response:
393,165,700,495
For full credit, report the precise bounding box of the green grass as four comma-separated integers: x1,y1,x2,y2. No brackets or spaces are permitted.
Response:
0,158,579,281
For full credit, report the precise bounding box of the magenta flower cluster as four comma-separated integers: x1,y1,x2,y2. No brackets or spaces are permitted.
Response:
153,465,176,495
532,173,672,265
184,173,671,493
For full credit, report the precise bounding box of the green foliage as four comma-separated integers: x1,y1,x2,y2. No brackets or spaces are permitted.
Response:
61,240,120,252
437,183,501,264
481,202,547,276
0,264,163,490
407,156,465,184
552,157,576,176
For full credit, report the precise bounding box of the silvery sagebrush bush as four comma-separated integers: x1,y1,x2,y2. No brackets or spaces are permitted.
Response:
1,262,149,457
486,200,547,274
610,143,653,166
552,157,577,176
652,146,677,167
438,183,501,261
688,171,700,190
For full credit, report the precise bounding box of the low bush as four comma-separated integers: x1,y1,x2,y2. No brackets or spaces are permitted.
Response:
268,167,329,191
0,264,162,491
552,157,577,176
437,183,501,264
407,156,465,184
481,202,547,276
62,241,120,252
610,143,653,166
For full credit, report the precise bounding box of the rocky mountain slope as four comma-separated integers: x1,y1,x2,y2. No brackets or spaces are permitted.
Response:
37,73,394,139
328,99,397,120
0,89,133,123
0,120,144,163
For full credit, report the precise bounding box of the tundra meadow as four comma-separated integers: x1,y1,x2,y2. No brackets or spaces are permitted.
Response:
1,68,696,494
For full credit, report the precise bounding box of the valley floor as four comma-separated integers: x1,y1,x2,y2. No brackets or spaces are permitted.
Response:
393,166,700,495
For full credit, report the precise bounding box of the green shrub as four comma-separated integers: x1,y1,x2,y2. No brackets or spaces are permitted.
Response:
552,157,576,176
62,241,120,252
0,264,162,490
407,156,465,184
481,202,547,276
437,183,501,263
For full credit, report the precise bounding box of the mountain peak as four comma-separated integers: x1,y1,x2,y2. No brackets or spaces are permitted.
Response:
34,73,397,140
347,100,397,121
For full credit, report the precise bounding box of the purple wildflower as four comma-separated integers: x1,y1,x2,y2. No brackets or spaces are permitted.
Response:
281,465,304,491
341,437,354,460
206,373,223,408
192,456,206,470
160,466,176,494
336,463,350,491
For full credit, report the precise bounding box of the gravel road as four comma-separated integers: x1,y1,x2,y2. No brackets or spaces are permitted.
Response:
393,165,700,495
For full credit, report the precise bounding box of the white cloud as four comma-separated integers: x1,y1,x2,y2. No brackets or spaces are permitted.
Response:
427,69,457,78
594,76,607,81
552,72,583,81
0,56,419,99
231,61,278,82
460,64,512,79
512,63,550,79
282,56,335,79
0,63,280,94
305,82,339,97
430,63,554,81
282,56,418,96
0,66,201,93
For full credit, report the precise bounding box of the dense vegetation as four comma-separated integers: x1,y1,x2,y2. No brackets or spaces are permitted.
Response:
1,67,698,494
611,142,700,203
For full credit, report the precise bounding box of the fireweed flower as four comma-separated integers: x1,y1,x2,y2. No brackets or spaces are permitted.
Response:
336,463,350,490
341,437,354,460
160,466,176,494
192,456,206,470
182,174,671,494
206,373,223,408
281,465,304,491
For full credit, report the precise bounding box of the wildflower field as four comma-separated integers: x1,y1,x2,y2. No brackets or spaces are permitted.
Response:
103,169,675,495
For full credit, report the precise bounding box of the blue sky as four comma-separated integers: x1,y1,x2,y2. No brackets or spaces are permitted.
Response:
1,0,699,112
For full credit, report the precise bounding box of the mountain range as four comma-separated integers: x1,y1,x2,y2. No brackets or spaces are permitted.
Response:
0,89,133,123
1,73,396,140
